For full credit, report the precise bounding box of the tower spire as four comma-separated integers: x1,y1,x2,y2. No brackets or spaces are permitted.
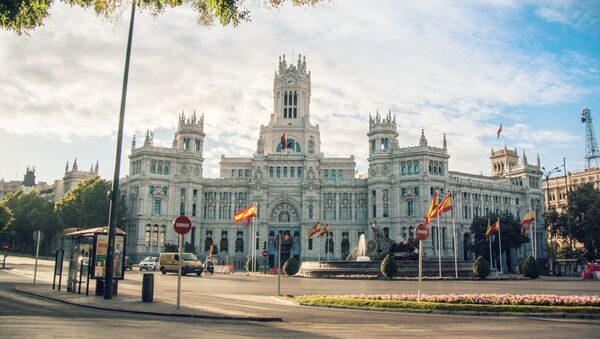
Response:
419,129,428,146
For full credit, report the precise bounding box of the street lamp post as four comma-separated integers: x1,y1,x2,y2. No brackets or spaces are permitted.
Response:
562,158,574,260
542,166,560,274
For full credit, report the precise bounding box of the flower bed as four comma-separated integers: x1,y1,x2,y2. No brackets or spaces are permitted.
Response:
336,294,600,307
291,294,600,315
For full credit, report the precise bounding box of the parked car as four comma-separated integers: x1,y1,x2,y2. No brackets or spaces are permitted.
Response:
125,256,133,271
159,252,203,276
139,256,159,271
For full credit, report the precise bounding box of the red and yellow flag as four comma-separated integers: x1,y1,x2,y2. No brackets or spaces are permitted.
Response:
485,218,500,240
424,192,439,225
307,222,321,237
520,210,534,235
233,205,257,226
432,192,453,219
318,224,329,239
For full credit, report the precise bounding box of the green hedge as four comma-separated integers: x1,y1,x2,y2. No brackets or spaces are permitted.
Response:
522,256,540,279
380,254,398,279
472,256,490,279
283,256,300,276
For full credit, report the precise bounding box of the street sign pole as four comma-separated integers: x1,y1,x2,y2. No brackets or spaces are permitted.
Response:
33,230,42,285
414,223,429,302
418,239,423,302
177,233,182,310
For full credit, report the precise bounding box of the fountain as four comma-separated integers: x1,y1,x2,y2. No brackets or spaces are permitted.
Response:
298,224,474,278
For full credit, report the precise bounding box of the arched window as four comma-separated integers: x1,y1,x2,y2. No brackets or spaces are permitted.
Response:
290,166,295,177
283,167,288,177
269,167,274,177
383,204,389,218
276,167,281,177
414,161,420,174
245,169,250,177
298,167,302,177
160,225,166,247
145,224,151,247
332,169,336,178
276,138,302,152
324,170,329,178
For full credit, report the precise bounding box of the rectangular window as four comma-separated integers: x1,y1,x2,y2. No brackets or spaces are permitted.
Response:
290,166,295,177
270,167,274,177
283,167,288,177
145,224,151,247
298,167,302,177
383,204,389,218
277,167,281,177
402,188,406,197
339,170,343,177
371,139,376,153
308,238,313,250
415,187,420,195
180,202,185,216
332,170,336,178
154,199,161,215
192,203,197,217
324,169,329,178
408,200,414,216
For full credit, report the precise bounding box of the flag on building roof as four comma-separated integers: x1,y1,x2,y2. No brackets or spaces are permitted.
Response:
520,210,535,235
307,222,321,237
486,218,500,240
233,204,257,226
281,131,287,150
424,192,439,225
497,123,503,139
432,192,453,218
318,224,329,238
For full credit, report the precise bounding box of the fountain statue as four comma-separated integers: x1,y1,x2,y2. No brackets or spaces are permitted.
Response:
345,224,418,261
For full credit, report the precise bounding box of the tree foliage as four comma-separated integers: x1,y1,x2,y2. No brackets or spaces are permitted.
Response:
1,190,58,254
0,203,14,231
1,0,326,35
467,212,529,268
54,177,125,229
558,183,600,260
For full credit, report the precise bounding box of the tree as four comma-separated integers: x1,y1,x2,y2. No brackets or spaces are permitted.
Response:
55,177,126,229
1,190,59,254
561,183,600,260
521,256,540,279
467,212,529,272
0,203,14,231
1,0,326,35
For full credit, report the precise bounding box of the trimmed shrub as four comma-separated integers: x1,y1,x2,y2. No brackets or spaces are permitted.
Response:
246,257,259,272
380,253,398,279
283,256,300,276
518,257,526,273
473,256,490,279
522,256,541,279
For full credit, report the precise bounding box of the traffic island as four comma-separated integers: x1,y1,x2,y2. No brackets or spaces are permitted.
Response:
289,294,600,318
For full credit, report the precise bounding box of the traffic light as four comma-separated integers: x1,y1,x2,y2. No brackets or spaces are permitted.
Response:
262,241,267,251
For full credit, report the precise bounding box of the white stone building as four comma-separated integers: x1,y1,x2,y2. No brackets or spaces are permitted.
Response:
122,55,546,271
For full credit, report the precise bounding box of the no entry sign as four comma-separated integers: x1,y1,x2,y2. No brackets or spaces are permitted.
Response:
415,224,429,241
262,250,269,257
173,216,192,235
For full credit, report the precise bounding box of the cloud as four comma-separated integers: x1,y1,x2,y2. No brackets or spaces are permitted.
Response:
0,1,597,180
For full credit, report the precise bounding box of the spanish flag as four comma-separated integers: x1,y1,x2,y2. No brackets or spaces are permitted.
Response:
432,192,453,218
486,218,500,240
520,210,534,235
318,224,329,239
280,131,286,150
424,192,438,225
233,205,257,226
307,222,321,237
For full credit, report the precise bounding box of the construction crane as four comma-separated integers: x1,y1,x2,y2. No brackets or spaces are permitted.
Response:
581,107,600,168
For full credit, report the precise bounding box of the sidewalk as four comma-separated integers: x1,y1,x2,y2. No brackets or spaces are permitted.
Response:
16,285,282,322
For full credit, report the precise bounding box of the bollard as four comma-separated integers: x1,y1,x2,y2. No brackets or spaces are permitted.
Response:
142,273,154,302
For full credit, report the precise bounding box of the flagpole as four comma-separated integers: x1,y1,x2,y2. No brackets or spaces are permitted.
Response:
318,237,321,262
437,209,441,277
252,202,257,273
533,208,537,259
451,197,457,278
488,218,492,269
498,219,503,275
326,235,330,262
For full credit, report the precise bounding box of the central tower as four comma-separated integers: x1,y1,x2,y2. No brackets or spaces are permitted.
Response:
259,54,321,156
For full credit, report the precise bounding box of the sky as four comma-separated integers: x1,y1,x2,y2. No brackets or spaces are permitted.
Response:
0,0,599,184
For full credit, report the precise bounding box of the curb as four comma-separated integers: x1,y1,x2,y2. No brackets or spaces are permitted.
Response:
286,299,600,320
15,287,283,322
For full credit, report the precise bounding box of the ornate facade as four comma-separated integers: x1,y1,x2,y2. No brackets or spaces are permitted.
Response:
122,55,546,272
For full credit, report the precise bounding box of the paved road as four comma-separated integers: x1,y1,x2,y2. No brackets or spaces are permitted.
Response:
1,256,600,338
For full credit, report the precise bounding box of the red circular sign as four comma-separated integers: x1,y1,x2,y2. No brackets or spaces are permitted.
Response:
415,224,429,241
173,216,192,235
262,250,269,257
2,243,8,251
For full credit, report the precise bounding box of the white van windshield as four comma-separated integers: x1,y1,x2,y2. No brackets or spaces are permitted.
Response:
181,253,198,261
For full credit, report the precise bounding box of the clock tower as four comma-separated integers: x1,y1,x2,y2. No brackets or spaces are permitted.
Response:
259,54,321,156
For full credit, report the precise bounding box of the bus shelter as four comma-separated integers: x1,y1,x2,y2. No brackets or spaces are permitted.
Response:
62,227,127,295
